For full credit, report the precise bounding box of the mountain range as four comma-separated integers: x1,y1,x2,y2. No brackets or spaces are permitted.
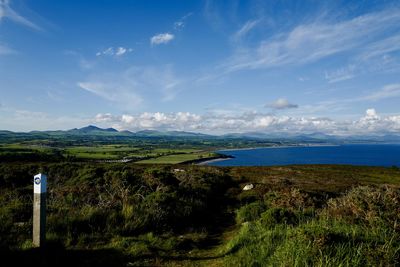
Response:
1,125,400,143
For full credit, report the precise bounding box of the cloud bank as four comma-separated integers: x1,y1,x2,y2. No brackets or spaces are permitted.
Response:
93,109,400,135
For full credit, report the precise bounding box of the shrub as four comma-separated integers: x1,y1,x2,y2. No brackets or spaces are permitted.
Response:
264,188,314,211
260,208,299,228
236,201,267,224
237,190,259,204
322,185,400,230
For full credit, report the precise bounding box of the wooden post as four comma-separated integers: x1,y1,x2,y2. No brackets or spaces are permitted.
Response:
33,173,47,247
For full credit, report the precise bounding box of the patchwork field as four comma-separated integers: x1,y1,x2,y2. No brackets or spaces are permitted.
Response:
0,142,218,163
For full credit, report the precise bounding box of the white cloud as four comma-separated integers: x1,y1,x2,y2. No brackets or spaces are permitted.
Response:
293,83,400,116
174,12,192,30
0,0,41,30
78,81,143,108
150,33,174,45
2,106,400,135
266,98,298,110
121,114,135,124
325,64,356,83
362,83,400,101
115,47,127,56
365,108,378,118
96,46,132,57
220,8,400,73
232,19,260,41
174,21,184,29
325,32,400,82
94,113,117,123
353,108,397,133
91,109,400,135
95,111,201,131
359,34,400,61
78,65,181,108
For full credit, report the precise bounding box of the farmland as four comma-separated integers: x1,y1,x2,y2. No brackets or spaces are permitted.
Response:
0,127,286,164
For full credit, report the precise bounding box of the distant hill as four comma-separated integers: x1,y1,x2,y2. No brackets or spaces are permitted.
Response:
136,130,211,137
66,125,119,135
1,125,400,144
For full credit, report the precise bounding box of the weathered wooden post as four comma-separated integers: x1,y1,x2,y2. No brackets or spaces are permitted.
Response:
33,173,47,247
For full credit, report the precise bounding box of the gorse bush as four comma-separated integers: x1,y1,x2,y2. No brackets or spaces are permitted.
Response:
323,186,400,231
264,187,315,211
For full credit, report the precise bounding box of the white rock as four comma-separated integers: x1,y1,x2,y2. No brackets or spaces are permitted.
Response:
243,184,254,191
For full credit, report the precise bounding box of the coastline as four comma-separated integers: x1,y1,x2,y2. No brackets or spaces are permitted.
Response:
196,157,233,165
182,154,234,165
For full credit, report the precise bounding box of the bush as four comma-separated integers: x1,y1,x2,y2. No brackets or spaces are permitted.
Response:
322,186,400,230
264,188,314,211
260,208,299,228
236,201,267,224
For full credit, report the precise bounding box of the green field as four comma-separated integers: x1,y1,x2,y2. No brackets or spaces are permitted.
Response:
136,151,217,164
0,142,218,163
64,145,142,159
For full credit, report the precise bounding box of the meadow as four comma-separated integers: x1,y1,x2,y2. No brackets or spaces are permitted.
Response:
0,142,219,164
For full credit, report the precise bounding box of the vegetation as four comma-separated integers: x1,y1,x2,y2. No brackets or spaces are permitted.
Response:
136,151,219,164
1,162,400,266
0,130,284,163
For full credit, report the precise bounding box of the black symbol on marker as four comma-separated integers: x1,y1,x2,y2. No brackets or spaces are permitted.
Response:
34,177,41,185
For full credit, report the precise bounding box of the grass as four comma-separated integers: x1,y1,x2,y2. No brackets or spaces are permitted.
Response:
221,191,400,266
0,143,53,153
136,152,217,164
64,145,142,160
151,148,202,153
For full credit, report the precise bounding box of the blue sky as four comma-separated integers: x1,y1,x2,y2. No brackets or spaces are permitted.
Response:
1,0,400,135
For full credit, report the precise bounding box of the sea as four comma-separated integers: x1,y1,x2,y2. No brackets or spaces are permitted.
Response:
208,144,400,167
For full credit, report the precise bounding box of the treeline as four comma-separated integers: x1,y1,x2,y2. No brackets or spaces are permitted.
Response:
0,150,66,163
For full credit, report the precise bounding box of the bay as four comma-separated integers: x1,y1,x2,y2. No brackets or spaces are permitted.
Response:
208,144,400,167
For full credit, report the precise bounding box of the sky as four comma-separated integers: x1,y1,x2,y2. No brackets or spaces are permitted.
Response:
1,0,400,135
